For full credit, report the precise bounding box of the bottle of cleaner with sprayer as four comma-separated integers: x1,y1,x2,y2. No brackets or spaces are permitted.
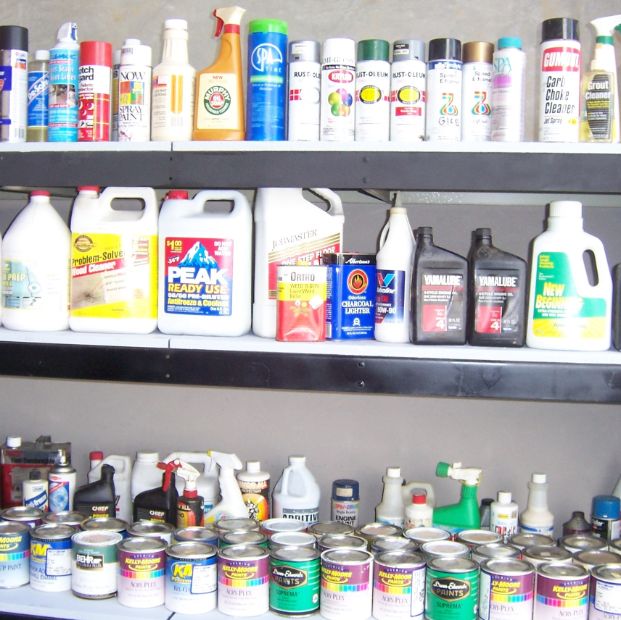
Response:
131,452,162,500
158,189,252,336
193,6,245,140
174,460,204,528
490,490,519,542
164,452,219,514
204,451,248,523
87,453,132,523
272,456,321,526
237,461,270,522
519,473,554,537
253,188,344,338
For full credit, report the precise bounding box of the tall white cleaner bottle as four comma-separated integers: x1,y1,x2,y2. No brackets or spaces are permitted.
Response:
253,188,344,338
490,490,519,542
158,189,252,336
374,200,415,343
69,186,158,334
375,466,405,527
204,451,248,523
237,461,271,522
526,201,612,351
519,473,554,537
151,19,196,141
164,451,219,513
2,190,70,331
272,456,321,526
131,451,162,499
87,454,132,523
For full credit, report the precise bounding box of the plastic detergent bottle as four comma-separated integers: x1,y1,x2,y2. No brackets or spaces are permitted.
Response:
131,451,162,500
253,188,344,338
204,451,248,523
405,491,433,529
164,452,219,513
237,460,270,522
87,454,132,523
490,491,519,542
158,189,252,336
133,467,179,526
73,463,116,519
272,456,321,526
69,186,159,334
2,190,70,331
193,6,245,140
519,472,554,537
526,201,612,351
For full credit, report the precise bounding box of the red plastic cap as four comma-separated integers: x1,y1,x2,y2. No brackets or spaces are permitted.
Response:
31,190,50,197
78,186,100,193
412,492,427,504
89,450,104,460
166,190,189,200
80,41,112,66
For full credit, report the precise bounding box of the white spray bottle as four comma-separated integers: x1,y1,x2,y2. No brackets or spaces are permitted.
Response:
174,459,204,528
204,451,248,523
164,451,219,512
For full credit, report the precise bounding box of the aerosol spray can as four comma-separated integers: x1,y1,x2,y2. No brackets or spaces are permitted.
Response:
23,469,49,511
426,38,462,141
48,449,77,513
538,17,581,143
111,49,121,140
320,37,356,142
287,40,320,141
27,50,49,142
118,39,152,141
48,22,79,142
331,479,360,527
491,37,526,142
0,25,28,143
78,41,112,142
389,39,426,143
461,41,493,141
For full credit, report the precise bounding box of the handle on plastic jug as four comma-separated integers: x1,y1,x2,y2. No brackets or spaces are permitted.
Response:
164,452,214,475
574,239,612,295
309,188,343,216
402,482,435,507
190,190,250,217
99,187,158,219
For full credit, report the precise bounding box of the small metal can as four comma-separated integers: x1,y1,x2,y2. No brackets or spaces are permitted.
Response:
262,517,308,538
127,519,174,544
308,520,354,539
471,542,521,564
81,516,128,536
43,510,87,528
457,529,502,549
372,535,418,555
535,563,589,620
509,532,554,551
221,530,269,549
71,530,123,599
522,545,572,568
217,517,260,537
0,520,30,588
426,557,479,620
218,543,270,616
574,548,621,571
174,524,219,546
404,526,451,546
30,523,73,592
270,530,316,551
422,539,470,561
560,534,607,554
118,536,166,608
373,550,426,620
479,559,535,620
318,533,369,553
270,546,321,616
1,505,44,529
356,522,403,548
590,563,621,620
321,548,373,620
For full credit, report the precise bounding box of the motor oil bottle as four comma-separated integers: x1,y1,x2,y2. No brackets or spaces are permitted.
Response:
237,460,270,522
27,50,49,142
411,227,468,344
133,465,179,526
468,227,526,347
131,452,162,500
73,463,116,519
48,449,77,513
526,201,612,351
2,190,70,332
69,186,158,334
272,456,321,526
158,189,252,336
253,188,344,338
193,6,245,140
519,473,554,537
87,454,132,523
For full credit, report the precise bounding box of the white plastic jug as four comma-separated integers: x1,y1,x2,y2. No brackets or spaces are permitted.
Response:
272,455,321,526
253,188,344,338
69,186,158,334
164,452,219,512
87,454,132,523
131,451,162,500
158,189,252,336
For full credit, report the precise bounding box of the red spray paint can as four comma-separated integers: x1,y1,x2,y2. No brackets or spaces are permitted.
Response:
78,41,112,141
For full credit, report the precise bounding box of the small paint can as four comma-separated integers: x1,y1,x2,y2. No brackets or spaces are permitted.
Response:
426,557,479,620
574,549,621,571
404,526,451,546
30,523,73,591
270,546,320,616
217,517,260,537
71,530,123,599
221,530,269,549
373,550,426,620
43,510,87,528
1,505,44,529
118,536,166,608
457,529,502,550
422,539,471,561
318,533,369,553
560,533,607,554
127,519,174,545
479,558,535,620
81,516,128,536
0,520,30,588
165,541,217,614
218,544,270,616
174,524,219,546
534,562,589,620
471,542,521,565
590,563,621,620
320,548,373,620
308,520,354,539
523,545,572,568
270,530,316,551
262,517,307,538
356,522,403,548
510,532,555,551
372,534,418,555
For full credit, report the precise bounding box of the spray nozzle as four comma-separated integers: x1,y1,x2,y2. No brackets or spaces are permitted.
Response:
56,22,78,43
157,460,181,492
591,15,621,42
208,451,243,471
56,448,69,466
436,461,482,486
164,459,200,492
212,6,246,37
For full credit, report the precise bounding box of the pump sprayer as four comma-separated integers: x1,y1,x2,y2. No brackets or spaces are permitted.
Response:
170,459,204,527
432,461,482,533
204,451,248,523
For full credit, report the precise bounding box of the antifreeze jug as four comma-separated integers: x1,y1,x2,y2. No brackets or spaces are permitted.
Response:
87,454,132,523
69,186,158,334
272,455,321,526
253,188,344,338
158,189,252,336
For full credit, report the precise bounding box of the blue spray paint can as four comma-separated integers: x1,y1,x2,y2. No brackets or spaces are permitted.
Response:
246,19,287,141
27,50,49,142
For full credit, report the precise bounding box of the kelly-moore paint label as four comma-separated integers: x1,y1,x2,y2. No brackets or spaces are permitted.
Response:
321,557,373,619
373,560,426,620
218,556,270,616
589,570,621,620
479,569,534,620
426,60,462,141
0,524,30,588
118,547,166,607
535,573,589,620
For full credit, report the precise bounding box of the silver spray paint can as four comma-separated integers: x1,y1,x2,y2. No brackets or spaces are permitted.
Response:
0,25,28,142
288,40,320,141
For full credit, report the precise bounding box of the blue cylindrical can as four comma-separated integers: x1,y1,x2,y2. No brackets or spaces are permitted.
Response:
246,19,288,141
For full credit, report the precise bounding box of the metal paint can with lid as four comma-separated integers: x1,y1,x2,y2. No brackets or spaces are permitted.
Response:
308,520,354,539
320,547,373,620
356,522,403,548
262,517,307,538
560,534,607,554
0,520,30,588
30,523,73,591
270,545,320,616
574,549,621,571
43,510,87,528
479,558,535,620
270,530,316,551
372,535,419,555
510,532,555,551
221,530,269,549
174,525,219,546
373,549,426,620
457,529,502,550
426,557,479,620
471,542,521,565
217,517,260,537
127,519,174,544
1,505,44,529
405,526,451,546
81,516,128,536
589,563,621,620
318,533,368,553
534,562,589,620
523,545,572,568
422,540,471,561
118,536,166,608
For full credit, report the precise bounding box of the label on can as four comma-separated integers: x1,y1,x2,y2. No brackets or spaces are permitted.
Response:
590,567,621,620
78,63,112,141
462,61,492,141
218,555,270,616
592,518,621,542
0,50,28,142
375,269,406,325
30,534,72,591
420,270,466,334
321,552,373,620
0,522,30,588
320,63,355,141
48,46,79,141
479,567,534,620
426,561,479,620
288,59,320,141
331,500,360,527
535,571,589,620
72,532,122,598
48,476,71,513
118,545,166,607
23,480,48,512
373,559,426,620
355,61,390,141
118,64,151,141
426,60,462,141
27,70,49,129
270,555,321,615
491,48,526,142
390,56,426,142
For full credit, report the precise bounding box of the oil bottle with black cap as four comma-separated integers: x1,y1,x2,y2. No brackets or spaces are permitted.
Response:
72,463,116,519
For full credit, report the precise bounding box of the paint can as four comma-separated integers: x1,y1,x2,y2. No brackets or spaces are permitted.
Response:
262,517,308,538
559,534,607,554
479,558,535,620
404,526,451,546
118,536,166,608
218,543,270,616
574,549,621,572
270,531,316,551
534,563,589,620
81,516,128,536
320,548,373,620
471,542,520,565
522,545,572,568
270,546,320,616
372,535,418,555
71,529,123,599
422,540,471,561
216,517,260,537
1,505,44,529
174,525,219,546
457,529,502,550
78,41,112,141
127,520,174,544
309,521,354,539
373,549,426,620
318,533,369,553
589,564,621,620
29,523,73,592
0,520,30,588
43,510,87,528
509,532,555,551
356,522,403,548
221,530,269,549
426,557,479,620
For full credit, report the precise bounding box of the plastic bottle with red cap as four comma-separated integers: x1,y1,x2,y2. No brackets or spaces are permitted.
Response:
78,41,113,141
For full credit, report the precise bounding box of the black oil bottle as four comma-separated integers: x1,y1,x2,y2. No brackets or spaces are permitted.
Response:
133,469,179,526
73,463,116,519
411,227,468,344
468,228,527,346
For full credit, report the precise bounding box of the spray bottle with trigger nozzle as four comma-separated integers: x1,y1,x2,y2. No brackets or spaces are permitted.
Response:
204,451,248,523
171,459,204,528
432,461,482,534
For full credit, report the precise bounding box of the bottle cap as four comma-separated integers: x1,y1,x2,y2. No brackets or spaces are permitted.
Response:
390,206,407,215
0,25,28,52
34,49,50,61
428,38,461,62
80,41,113,67
392,39,425,63
114,49,121,65
592,495,621,519
357,39,390,62
322,38,356,66
475,227,492,239
541,17,579,43
332,479,360,501
249,19,288,35
498,491,512,504
166,190,189,200
6,436,22,448
121,38,152,67
31,190,50,197
549,201,582,218
412,492,427,505
246,461,262,474
137,451,159,462
463,41,494,64
416,226,433,237
289,455,306,465
78,186,100,193
90,450,104,461
164,19,188,31
386,466,402,478
531,473,547,484
289,40,320,64
497,36,523,50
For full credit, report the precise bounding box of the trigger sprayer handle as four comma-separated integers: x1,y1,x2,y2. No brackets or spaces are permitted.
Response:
310,188,344,216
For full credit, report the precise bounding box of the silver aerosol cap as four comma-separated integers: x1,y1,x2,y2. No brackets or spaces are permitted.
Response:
392,39,425,62
289,40,320,63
